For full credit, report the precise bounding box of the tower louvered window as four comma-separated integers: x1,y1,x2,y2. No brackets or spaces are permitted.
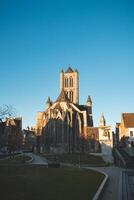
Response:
66,78,68,87
64,78,68,88
69,77,73,87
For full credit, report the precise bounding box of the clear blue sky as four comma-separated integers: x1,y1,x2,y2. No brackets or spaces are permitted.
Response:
0,0,134,129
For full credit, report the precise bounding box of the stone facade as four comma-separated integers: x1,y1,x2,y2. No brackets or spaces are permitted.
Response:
36,90,93,153
98,113,113,155
60,67,79,104
36,67,113,154
0,117,22,151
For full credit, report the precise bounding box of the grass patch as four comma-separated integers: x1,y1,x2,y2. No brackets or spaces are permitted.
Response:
42,153,106,166
15,155,31,162
0,165,104,200
0,154,31,164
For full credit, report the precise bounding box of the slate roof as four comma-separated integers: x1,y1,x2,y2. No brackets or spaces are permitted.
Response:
56,90,70,102
78,105,88,111
65,67,74,73
122,113,134,128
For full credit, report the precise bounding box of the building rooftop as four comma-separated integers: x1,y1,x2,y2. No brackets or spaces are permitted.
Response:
65,67,74,73
56,90,70,102
122,113,134,128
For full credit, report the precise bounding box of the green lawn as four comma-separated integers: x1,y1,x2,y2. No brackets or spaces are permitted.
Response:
43,153,106,166
0,154,31,164
0,165,104,200
15,154,31,162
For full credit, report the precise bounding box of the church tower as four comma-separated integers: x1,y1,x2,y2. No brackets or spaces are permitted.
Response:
60,67,79,104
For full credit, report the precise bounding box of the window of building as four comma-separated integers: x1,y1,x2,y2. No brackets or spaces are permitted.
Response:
72,78,73,87
69,91,71,100
69,91,73,102
130,131,133,137
66,78,68,87
72,91,73,102
64,78,68,88
69,77,73,87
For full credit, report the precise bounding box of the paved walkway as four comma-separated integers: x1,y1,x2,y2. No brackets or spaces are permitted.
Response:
86,166,123,200
27,153,48,165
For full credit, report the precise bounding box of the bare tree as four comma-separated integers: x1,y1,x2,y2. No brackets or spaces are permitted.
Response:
7,128,23,159
0,105,16,120
0,105,18,155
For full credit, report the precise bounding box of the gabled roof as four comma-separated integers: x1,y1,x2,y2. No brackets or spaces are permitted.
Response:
56,90,70,102
5,118,16,126
65,67,74,73
77,105,86,110
122,113,134,128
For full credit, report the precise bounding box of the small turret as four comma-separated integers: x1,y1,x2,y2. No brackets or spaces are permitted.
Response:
85,96,93,126
100,113,106,127
86,96,92,107
74,68,78,73
46,97,52,109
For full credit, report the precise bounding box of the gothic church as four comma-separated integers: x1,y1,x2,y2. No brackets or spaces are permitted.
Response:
36,67,113,154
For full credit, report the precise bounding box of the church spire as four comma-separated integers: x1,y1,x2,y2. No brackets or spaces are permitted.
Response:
46,97,52,109
100,112,106,127
60,69,64,73
86,95,92,107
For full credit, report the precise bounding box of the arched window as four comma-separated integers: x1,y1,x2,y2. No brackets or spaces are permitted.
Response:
65,78,68,88
70,77,72,87
72,91,73,102
64,79,66,88
69,77,73,87
69,91,71,101
66,78,68,87
69,91,73,102
72,78,73,87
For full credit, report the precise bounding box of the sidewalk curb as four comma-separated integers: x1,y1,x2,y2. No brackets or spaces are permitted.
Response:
0,153,21,160
60,163,108,200
83,167,108,200
25,156,34,164
93,172,108,200
12,153,34,164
